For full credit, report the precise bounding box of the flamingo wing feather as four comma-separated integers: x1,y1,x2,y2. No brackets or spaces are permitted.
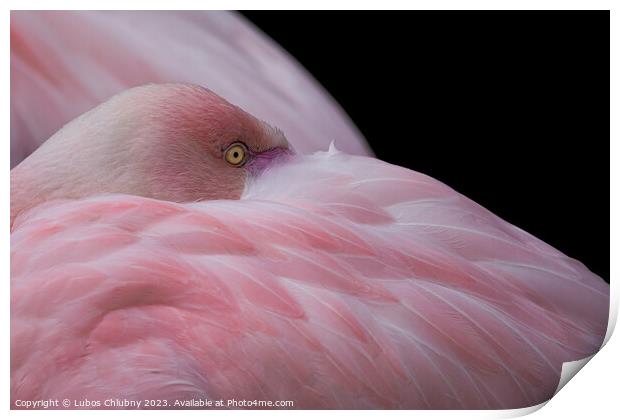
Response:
11,152,608,409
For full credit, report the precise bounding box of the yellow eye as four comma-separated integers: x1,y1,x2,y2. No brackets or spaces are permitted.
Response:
224,143,248,167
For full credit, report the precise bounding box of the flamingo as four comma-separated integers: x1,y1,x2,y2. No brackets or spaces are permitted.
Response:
10,11,609,410
11,83,609,409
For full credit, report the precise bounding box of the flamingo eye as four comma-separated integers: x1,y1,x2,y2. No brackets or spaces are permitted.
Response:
224,143,248,167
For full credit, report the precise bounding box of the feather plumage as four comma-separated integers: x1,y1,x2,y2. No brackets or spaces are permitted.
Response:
11,150,608,409
10,11,369,168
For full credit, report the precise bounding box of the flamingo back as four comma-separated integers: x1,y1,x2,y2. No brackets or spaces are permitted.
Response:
11,150,609,409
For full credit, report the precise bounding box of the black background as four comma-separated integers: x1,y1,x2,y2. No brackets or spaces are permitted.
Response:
242,11,610,282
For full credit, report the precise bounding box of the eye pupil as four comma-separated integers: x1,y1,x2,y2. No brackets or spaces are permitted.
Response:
233,152,239,158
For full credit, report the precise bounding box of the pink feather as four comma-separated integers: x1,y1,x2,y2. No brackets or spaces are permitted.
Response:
10,10,370,168
11,150,608,409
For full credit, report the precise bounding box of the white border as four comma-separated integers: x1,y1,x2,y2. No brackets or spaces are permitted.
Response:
3,2,617,419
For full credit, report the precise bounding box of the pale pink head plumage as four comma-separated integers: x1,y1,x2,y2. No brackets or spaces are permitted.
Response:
10,83,291,226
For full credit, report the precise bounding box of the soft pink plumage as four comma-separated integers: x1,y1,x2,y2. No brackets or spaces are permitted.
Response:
10,11,608,409
11,150,609,409
10,10,370,168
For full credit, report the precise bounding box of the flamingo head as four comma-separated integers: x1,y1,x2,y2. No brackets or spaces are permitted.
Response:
11,83,292,222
